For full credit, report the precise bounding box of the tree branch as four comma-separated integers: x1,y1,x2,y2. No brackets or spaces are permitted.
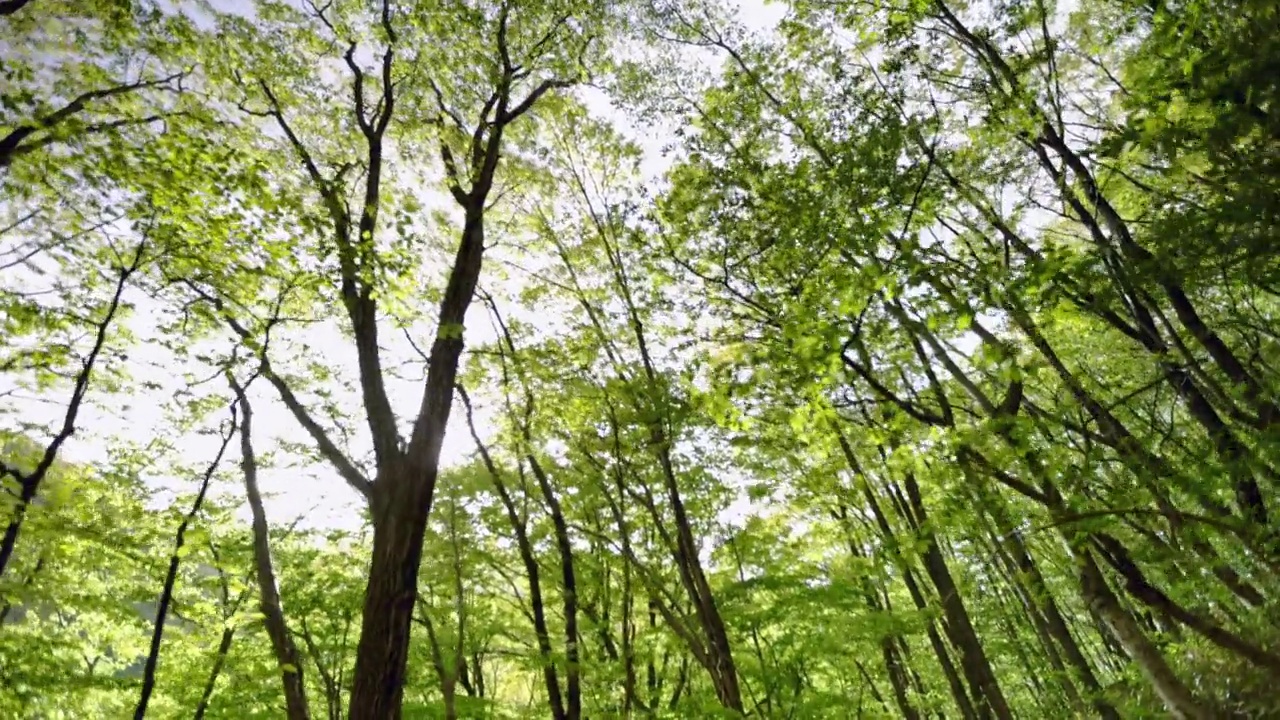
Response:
179,280,374,500
500,78,575,125
0,0,33,16
0,72,185,167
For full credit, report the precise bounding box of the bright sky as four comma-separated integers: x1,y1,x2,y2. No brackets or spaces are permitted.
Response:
4,0,788,532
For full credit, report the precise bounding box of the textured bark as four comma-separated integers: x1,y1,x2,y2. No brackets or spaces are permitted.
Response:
348,474,435,720
238,7,580,714
1094,533,1280,675
345,134,501,718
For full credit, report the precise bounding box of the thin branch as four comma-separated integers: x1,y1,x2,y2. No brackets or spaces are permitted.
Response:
135,403,239,720
500,78,575,124
1,72,186,167
0,239,146,578
178,280,373,500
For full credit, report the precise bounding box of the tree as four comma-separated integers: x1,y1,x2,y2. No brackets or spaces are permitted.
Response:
5,0,1280,716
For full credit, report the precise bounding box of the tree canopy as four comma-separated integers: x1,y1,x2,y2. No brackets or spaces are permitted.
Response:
3,0,1280,717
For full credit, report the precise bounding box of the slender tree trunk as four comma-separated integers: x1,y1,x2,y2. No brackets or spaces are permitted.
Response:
441,678,457,720
839,430,979,720
193,626,236,720
299,617,345,720
588,223,744,713
232,381,311,719
527,455,581,718
1003,448,1224,719
976,481,1120,720
194,545,245,720
621,553,640,715
487,298,584,717
838,507,920,720
644,412,742,712
900,473,1012,720
853,659,892,715
1093,533,1280,675
0,256,136,579
136,406,236,719
0,555,42,625
1077,551,1215,720
459,389,568,719
983,523,1077,710
471,654,485,699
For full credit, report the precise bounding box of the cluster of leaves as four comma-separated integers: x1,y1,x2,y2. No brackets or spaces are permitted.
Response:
4,0,1280,718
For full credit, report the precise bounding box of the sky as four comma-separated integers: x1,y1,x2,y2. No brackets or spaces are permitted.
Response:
3,0,788,532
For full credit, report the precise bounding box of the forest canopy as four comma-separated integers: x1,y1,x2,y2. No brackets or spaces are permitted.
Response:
2,0,1280,718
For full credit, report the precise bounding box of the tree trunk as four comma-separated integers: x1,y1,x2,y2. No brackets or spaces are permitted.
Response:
348,473,434,720
1094,533,1280,675
136,407,236,720
839,430,979,720
460,388,568,719
839,506,920,720
348,206,485,718
193,624,236,720
526,456,581,718
0,258,134,580
901,472,1012,720
441,679,457,720
978,483,1120,720
234,385,311,720
1077,551,1215,720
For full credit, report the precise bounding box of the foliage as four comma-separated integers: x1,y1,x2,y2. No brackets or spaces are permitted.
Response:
3,0,1280,717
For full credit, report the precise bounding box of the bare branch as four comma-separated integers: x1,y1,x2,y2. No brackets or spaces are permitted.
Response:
437,142,469,203
429,80,470,136
257,80,332,195
0,0,34,16
496,0,514,76
344,42,373,137
303,0,338,37
373,0,397,134
469,91,501,171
